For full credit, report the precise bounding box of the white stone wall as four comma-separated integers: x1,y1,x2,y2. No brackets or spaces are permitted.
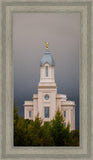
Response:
40,63,55,82
33,95,38,120
24,96,75,130
38,86,57,121
24,106,33,120
61,105,75,130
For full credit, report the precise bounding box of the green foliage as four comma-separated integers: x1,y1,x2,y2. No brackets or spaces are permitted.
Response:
51,110,72,146
70,130,79,146
14,106,79,146
39,122,55,146
14,104,19,124
51,110,65,145
14,117,27,146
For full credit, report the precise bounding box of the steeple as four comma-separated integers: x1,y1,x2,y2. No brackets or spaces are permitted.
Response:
39,43,55,83
40,43,55,66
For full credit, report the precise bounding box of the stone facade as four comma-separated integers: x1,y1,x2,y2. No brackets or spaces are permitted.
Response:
24,48,75,130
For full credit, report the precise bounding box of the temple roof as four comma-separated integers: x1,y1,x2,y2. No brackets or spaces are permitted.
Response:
40,51,55,66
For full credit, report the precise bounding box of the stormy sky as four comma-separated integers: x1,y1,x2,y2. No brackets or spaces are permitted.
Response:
13,13,80,129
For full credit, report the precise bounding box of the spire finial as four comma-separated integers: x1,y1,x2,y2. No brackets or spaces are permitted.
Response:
45,42,48,50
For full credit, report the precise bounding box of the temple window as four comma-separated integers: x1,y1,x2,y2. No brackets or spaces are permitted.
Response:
64,111,66,117
46,66,48,77
45,107,49,118
29,111,31,117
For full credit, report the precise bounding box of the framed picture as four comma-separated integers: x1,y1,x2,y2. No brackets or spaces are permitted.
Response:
0,0,92,159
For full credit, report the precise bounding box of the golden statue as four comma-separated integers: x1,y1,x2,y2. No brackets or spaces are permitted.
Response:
45,42,48,50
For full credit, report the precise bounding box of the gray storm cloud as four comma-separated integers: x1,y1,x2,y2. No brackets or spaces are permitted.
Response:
13,13,80,129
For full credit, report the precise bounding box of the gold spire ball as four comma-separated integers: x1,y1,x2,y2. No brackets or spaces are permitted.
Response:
45,42,48,50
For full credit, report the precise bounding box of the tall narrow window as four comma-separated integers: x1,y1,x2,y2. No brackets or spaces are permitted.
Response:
64,111,66,117
45,107,49,118
46,66,48,77
29,111,31,117
64,122,66,127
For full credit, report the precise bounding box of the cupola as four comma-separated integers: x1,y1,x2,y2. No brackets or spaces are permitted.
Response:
40,42,55,66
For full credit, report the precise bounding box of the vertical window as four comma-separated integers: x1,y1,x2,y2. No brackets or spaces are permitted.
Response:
46,66,48,77
64,111,66,117
64,122,66,127
45,107,49,118
29,111,31,117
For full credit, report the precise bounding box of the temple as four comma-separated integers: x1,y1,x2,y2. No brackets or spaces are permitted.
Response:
24,43,75,130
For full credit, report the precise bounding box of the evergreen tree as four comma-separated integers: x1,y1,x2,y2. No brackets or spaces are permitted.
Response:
51,110,72,146
39,122,55,146
70,130,79,146
14,105,79,146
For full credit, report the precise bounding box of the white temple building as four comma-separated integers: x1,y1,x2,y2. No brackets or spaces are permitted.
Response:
24,43,75,130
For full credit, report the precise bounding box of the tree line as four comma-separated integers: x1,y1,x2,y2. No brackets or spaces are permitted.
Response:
14,105,79,146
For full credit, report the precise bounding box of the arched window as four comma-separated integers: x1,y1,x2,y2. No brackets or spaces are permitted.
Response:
46,66,48,77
